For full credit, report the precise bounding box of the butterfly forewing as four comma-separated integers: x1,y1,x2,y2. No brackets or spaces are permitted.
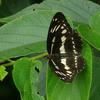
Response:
47,12,72,54
47,12,84,83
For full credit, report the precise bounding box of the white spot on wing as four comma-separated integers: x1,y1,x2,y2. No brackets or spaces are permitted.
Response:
50,28,53,33
61,58,70,70
55,25,60,31
71,37,74,40
67,71,72,74
52,37,55,42
55,71,66,77
62,29,67,34
52,18,54,21
60,45,66,53
73,45,75,49
55,18,57,21
51,60,59,70
61,36,66,42
63,24,66,26
60,36,66,53
55,71,62,75
52,25,57,32
71,37,77,54
72,41,75,44
60,77,65,80
65,65,70,70
61,73,66,76
74,56,78,68
50,43,54,54
73,49,77,54
61,26,64,29
75,56,77,60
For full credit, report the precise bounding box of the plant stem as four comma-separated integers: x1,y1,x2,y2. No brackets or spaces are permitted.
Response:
30,52,48,61
1,52,48,67
2,61,15,67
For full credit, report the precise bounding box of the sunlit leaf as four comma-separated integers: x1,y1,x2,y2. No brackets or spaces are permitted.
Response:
0,65,8,81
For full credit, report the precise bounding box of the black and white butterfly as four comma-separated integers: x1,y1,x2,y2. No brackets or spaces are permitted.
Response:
47,12,84,83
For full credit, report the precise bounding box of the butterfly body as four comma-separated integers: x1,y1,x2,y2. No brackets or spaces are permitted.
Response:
47,12,84,83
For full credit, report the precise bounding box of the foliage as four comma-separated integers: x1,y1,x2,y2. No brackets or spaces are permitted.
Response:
0,0,100,100
0,65,8,81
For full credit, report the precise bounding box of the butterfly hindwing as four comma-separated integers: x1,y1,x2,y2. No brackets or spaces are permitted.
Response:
47,12,84,83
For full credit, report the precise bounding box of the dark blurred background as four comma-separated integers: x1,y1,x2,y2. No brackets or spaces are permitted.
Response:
0,66,20,100
0,0,99,100
0,0,43,18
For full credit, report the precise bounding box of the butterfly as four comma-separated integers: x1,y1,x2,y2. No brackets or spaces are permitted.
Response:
47,12,84,83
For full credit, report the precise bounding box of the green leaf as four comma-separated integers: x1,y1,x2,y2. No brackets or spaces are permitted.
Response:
78,13,100,50
0,65,8,81
47,42,92,100
0,0,100,59
0,4,38,23
0,41,46,60
90,12,100,34
12,57,44,100
0,11,51,59
90,49,100,100
0,0,1,5
0,0,100,23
